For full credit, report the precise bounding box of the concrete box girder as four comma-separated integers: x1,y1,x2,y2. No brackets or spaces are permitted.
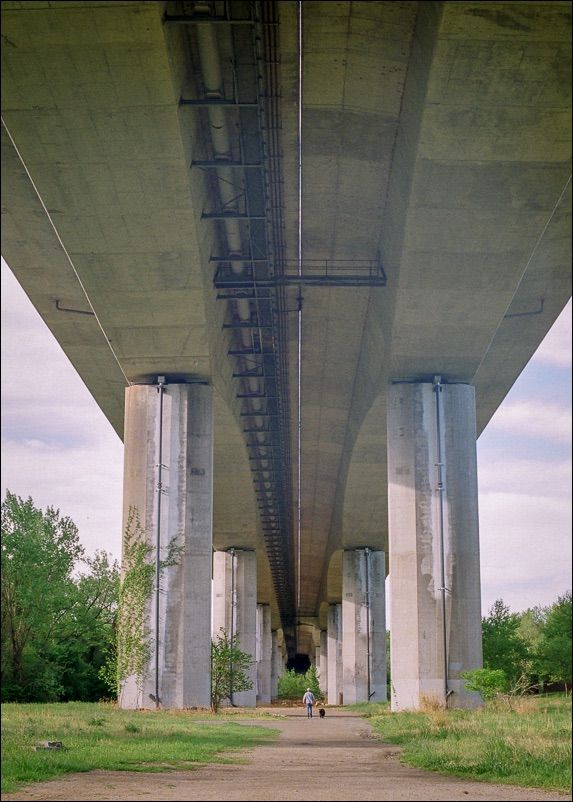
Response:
1,0,571,639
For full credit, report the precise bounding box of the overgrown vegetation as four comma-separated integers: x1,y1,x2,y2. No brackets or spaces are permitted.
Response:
0,701,277,794
536,595,572,692
99,508,182,699
1,492,119,703
480,596,572,696
277,665,322,700
210,630,254,712
460,668,509,702
365,694,571,793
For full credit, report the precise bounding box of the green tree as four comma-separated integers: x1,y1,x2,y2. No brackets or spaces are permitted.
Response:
277,665,322,700
517,605,547,652
461,667,508,701
211,629,254,712
482,599,531,689
536,592,572,693
1,491,120,702
1,492,83,701
516,604,549,690
57,550,120,701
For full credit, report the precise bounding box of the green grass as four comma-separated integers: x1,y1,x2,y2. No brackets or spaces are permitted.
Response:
361,694,571,794
1,702,278,794
4,696,570,795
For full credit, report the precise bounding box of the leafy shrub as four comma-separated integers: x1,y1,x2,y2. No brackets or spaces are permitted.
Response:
211,629,254,712
278,665,322,700
461,667,508,701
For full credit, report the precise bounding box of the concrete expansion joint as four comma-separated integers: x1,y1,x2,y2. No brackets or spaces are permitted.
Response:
344,546,373,552
226,546,254,553
130,378,211,387
391,377,472,386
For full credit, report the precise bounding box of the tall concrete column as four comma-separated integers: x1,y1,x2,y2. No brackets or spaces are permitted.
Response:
271,630,282,700
212,548,257,706
281,642,288,669
314,630,321,673
256,604,272,704
327,603,343,705
342,549,386,705
308,638,317,667
319,630,328,697
120,382,213,710
387,380,482,711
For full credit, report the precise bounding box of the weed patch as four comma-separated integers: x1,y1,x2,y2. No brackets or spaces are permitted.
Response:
367,694,571,793
1,702,277,794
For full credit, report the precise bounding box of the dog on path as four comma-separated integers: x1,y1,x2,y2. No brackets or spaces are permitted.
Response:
318,706,326,718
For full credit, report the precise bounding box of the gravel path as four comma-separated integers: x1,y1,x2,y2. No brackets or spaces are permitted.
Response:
2,709,571,802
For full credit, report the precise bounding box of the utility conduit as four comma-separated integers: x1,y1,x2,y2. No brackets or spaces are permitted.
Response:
433,375,450,705
365,547,372,700
154,375,166,709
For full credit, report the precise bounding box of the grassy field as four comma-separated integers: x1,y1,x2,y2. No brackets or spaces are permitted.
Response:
3,696,571,796
352,694,571,794
1,702,278,794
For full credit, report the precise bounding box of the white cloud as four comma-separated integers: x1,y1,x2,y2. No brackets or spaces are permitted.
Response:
532,299,572,369
479,491,572,612
1,258,124,559
1,268,100,437
1,432,124,560
478,457,571,499
487,399,571,442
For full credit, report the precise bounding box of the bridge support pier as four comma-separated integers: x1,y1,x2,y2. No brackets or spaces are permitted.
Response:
387,380,482,711
271,630,282,700
342,549,387,704
256,603,272,704
212,548,257,706
314,628,321,670
327,603,343,705
120,382,213,710
319,630,328,696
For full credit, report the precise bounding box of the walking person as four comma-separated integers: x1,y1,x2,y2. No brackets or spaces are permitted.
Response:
303,687,315,718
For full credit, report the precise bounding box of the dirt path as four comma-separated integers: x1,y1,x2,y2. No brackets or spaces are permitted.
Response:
2,709,571,802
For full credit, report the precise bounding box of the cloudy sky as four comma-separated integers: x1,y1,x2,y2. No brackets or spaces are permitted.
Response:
1,257,571,615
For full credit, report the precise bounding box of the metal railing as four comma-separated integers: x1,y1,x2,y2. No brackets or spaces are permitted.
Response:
213,257,387,288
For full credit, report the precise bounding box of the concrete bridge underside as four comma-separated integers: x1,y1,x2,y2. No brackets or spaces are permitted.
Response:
2,1,571,709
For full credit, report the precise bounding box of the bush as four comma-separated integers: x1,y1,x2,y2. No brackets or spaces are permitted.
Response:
211,629,254,712
278,665,322,700
461,667,507,701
